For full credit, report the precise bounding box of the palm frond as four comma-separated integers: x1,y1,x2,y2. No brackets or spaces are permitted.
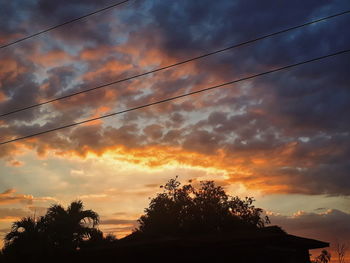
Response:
68,200,84,215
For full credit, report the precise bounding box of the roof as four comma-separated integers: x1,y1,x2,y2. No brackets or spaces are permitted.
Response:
283,234,329,249
120,227,329,250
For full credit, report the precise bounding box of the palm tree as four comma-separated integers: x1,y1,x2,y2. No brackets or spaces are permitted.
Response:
3,216,48,257
45,200,99,251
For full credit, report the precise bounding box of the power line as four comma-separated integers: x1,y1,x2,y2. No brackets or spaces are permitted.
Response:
1,10,349,118
0,0,131,50
1,48,348,146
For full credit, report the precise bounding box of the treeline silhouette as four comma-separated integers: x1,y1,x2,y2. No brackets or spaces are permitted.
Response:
0,178,328,263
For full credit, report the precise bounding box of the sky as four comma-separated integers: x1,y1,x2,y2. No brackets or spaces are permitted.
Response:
0,0,350,258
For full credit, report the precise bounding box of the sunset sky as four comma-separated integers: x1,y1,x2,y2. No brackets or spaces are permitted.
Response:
0,0,349,257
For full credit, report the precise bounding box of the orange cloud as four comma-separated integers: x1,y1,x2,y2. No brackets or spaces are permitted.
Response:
3,109,343,196
0,91,7,102
29,49,72,67
0,58,27,80
0,189,55,205
5,116,327,196
0,33,23,45
28,139,305,195
82,60,133,82
6,160,24,167
79,46,119,61
0,189,34,205
81,106,111,127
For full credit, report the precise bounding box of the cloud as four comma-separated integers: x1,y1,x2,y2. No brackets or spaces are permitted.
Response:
270,209,350,257
0,208,28,219
0,0,349,197
100,219,137,225
0,189,55,205
6,160,24,167
0,189,34,205
99,216,139,238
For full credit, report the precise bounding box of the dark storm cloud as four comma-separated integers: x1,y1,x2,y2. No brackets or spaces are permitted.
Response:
140,0,350,196
35,0,114,20
144,0,350,88
0,0,120,45
0,51,40,122
0,0,36,41
146,0,345,56
143,124,163,140
180,109,350,195
182,129,225,155
260,57,350,133
275,133,350,195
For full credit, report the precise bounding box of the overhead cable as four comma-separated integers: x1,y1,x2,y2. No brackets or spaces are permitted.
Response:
1,10,349,118
1,48,348,145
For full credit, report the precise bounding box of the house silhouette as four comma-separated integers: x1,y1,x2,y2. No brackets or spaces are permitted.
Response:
73,226,328,263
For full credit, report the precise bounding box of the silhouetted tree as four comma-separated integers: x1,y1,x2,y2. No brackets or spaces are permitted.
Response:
80,228,117,249
44,200,99,251
2,200,100,260
313,249,331,263
3,216,49,259
336,242,347,263
137,177,269,236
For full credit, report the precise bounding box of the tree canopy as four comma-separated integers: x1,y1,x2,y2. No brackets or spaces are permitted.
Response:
136,177,270,236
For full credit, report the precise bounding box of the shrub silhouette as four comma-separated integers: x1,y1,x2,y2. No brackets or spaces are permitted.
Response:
136,177,270,236
312,249,331,263
80,228,117,249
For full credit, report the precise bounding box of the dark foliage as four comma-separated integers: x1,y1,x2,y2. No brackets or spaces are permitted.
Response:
312,249,332,263
2,216,51,259
1,200,114,262
0,179,326,263
136,177,270,236
44,200,99,251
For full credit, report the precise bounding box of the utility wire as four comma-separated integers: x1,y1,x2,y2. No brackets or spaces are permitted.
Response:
1,10,349,118
0,0,131,49
1,48,349,146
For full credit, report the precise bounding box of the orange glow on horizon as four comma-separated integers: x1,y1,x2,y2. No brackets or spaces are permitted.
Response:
22,141,307,195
